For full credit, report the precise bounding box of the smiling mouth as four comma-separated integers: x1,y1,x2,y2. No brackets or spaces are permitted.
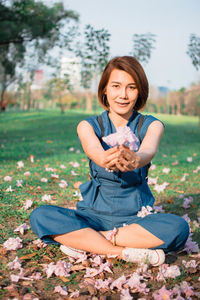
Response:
116,102,130,105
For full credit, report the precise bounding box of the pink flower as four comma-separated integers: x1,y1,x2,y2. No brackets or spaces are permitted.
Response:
84,267,99,278
182,214,191,223
182,196,193,209
120,288,133,300
69,290,80,298
148,177,158,185
17,161,24,168
126,273,149,294
98,262,113,274
157,264,180,281
103,126,139,151
71,170,78,176
172,160,179,165
187,157,193,162
183,233,199,253
10,268,33,282
33,239,48,248
45,167,54,172
180,173,189,182
44,260,71,278
6,185,14,192
95,278,113,290
193,165,200,173
23,199,33,210
69,147,75,152
51,173,59,179
59,180,68,188
41,178,48,182
110,275,127,290
54,285,68,296
8,257,22,270
14,223,30,235
69,161,80,168
153,205,165,213
29,272,42,280
41,194,51,202
180,281,194,298
60,164,66,169
137,206,154,218
162,168,170,174
154,182,168,193
16,179,23,187
149,164,156,170
182,259,198,268
4,175,12,182
153,285,173,300
90,255,103,266
24,171,31,176
3,237,23,251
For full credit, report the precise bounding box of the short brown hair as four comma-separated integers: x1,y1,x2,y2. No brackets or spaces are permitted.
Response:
98,56,149,111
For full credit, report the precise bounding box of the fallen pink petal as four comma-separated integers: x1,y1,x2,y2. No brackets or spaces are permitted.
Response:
8,257,22,270
54,285,68,296
3,237,23,251
14,223,30,235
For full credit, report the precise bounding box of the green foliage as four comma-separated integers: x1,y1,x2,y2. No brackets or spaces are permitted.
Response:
187,34,200,70
131,33,156,65
0,0,78,46
78,24,111,89
0,0,78,106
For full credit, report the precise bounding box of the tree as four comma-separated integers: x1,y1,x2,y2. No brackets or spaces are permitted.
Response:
0,0,78,110
77,24,111,111
131,33,156,65
187,34,200,70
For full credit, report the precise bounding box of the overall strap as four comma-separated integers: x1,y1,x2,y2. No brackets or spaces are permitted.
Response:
137,114,151,179
97,115,104,138
137,114,145,144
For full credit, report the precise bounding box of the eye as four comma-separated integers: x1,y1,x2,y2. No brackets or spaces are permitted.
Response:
112,84,119,88
129,86,136,90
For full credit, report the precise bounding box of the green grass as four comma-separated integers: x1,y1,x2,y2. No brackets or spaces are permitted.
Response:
0,109,199,299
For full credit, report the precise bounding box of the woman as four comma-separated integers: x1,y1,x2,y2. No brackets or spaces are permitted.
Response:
30,56,189,266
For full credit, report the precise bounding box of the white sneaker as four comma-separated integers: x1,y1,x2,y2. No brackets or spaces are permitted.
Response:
122,248,165,266
60,245,85,259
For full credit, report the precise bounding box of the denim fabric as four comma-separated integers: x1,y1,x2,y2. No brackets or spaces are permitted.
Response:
30,111,190,253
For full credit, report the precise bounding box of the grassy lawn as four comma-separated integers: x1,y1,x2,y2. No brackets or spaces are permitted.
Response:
0,110,199,299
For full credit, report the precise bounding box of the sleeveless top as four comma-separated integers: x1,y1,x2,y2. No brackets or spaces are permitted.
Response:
77,110,161,217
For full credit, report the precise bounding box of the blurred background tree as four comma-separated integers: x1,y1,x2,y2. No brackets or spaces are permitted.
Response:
77,24,111,112
0,0,78,111
131,33,156,65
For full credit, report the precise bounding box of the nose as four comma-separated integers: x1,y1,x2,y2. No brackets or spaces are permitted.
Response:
120,87,128,99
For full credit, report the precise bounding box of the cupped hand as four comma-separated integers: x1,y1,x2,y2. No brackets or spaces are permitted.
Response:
101,146,121,172
115,145,140,172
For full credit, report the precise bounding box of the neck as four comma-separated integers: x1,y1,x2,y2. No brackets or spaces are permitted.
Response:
108,110,133,129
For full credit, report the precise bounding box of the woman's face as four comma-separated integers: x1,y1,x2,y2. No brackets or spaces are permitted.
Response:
105,68,138,119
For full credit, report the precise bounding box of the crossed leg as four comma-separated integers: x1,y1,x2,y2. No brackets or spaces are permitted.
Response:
52,223,164,257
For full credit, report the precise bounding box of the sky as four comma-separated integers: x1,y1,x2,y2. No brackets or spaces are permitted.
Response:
45,0,200,90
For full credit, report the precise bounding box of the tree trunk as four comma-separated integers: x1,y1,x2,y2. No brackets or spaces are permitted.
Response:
0,86,6,112
86,91,92,112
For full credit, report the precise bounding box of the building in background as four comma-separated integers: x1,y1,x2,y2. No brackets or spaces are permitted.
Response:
31,70,45,90
60,57,81,91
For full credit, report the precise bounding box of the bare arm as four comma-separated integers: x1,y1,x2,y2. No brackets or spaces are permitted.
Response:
77,120,121,170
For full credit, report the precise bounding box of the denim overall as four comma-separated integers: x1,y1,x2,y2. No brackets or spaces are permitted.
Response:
30,111,189,253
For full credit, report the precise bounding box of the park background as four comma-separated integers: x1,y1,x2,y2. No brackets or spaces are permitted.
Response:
0,0,200,299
